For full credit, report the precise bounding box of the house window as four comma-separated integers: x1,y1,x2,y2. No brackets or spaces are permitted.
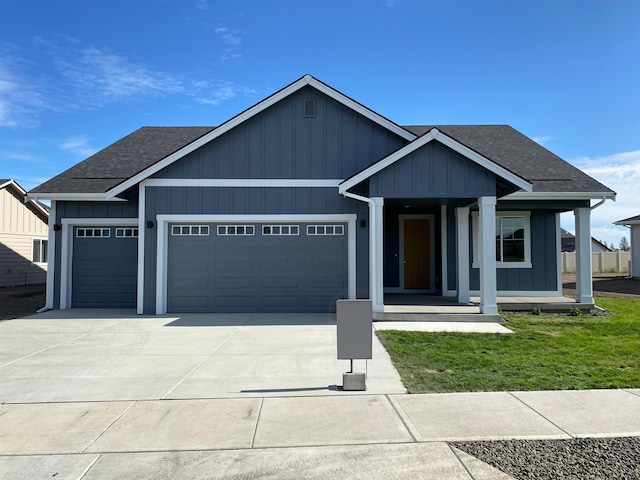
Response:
307,225,344,235
115,228,139,238
217,225,255,236
472,211,531,268
32,238,48,264
76,228,110,238
171,225,210,236
262,225,300,236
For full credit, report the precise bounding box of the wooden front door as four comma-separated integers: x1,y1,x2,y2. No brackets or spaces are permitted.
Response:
403,218,430,289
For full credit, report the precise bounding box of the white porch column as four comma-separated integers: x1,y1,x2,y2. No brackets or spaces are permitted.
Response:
455,207,470,304
478,196,498,314
370,197,385,312
574,207,594,303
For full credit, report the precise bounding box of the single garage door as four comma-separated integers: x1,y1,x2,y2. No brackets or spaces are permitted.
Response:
72,226,138,308
167,223,348,313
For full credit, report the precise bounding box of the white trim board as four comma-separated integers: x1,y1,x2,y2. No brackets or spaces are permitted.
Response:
504,191,616,201
107,74,415,198
144,178,343,188
339,128,533,193
154,213,358,314
59,218,138,309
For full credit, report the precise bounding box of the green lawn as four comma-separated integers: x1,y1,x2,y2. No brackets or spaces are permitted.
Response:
376,298,640,393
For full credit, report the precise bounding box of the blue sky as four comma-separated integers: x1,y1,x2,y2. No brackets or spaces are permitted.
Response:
1,0,639,247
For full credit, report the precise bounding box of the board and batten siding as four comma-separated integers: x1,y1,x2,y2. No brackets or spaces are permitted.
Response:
142,186,369,314
0,186,48,287
469,210,558,292
369,142,496,198
152,86,408,181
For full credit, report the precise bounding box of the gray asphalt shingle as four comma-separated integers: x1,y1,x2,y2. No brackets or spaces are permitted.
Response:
30,124,613,196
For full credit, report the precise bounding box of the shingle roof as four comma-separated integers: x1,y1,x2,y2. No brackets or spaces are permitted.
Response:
403,125,613,194
30,126,215,194
30,124,614,197
614,214,640,225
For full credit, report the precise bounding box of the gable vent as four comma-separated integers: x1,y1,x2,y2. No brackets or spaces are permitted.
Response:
304,99,316,117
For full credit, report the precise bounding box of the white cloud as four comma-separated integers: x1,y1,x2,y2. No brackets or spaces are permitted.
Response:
532,135,554,146
561,149,640,247
195,0,208,10
214,27,244,46
0,150,43,163
384,0,399,7
194,81,257,106
58,48,184,107
59,136,97,157
0,54,47,127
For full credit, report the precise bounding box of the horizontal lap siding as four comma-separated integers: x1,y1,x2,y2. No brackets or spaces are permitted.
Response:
0,187,48,287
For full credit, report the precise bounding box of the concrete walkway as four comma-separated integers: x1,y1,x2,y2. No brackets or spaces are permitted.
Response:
1,311,638,478
1,389,640,479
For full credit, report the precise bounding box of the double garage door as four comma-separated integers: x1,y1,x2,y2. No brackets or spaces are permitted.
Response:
167,222,348,313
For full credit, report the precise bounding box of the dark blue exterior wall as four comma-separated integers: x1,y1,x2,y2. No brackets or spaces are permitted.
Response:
142,186,368,313
370,142,496,198
53,199,138,309
469,210,558,292
153,86,408,181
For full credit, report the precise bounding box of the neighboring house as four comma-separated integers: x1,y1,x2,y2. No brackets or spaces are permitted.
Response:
28,75,615,315
1,179,49,287
614,215,640,278
561,228,612,253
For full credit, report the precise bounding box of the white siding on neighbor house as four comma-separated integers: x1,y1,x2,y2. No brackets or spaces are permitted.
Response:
631,225,640,278
0,187,48,287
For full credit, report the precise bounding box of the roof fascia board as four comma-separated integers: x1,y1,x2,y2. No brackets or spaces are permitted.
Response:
3,179,50,218
107,75,416,199
505,191,616,201
339,128,532,193
27,193,126,202
614,220,640,226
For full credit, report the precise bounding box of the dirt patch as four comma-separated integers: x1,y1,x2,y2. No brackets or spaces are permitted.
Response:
563,273,640,299
0,285,46,320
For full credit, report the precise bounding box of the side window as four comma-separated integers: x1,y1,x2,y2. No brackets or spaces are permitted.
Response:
472,212,531,268
32,238,48,263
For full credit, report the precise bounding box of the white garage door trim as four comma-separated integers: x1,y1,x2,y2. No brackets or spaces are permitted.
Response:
60,218,138,309
155,214,357,314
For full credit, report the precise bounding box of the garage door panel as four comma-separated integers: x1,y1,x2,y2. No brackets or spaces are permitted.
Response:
72,227,137,308
167,222,348,313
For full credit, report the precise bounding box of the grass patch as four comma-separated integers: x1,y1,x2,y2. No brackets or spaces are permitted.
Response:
376,298,640,393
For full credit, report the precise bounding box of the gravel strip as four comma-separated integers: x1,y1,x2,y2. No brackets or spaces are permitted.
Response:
452,437,640,479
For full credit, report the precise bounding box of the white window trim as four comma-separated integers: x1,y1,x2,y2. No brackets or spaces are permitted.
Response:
155,214,357,314
32,237,48,265
60,218,138,309
217,225,255,236
171,225,210,236
306,225,345,236
116,227,139,238
472,211,532,269
262,225,300,236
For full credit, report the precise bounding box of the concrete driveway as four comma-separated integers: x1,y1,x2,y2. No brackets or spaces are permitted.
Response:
0,309,405,403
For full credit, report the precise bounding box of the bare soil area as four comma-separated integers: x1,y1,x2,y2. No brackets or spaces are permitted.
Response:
0,284,46,320
563,273,640,299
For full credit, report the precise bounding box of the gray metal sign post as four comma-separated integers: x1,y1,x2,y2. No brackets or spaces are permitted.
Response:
336,299,372,391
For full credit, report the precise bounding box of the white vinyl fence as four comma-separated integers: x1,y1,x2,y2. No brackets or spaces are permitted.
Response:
562,251,631,274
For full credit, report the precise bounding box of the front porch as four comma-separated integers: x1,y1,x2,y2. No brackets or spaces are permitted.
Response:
372,294,594,322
